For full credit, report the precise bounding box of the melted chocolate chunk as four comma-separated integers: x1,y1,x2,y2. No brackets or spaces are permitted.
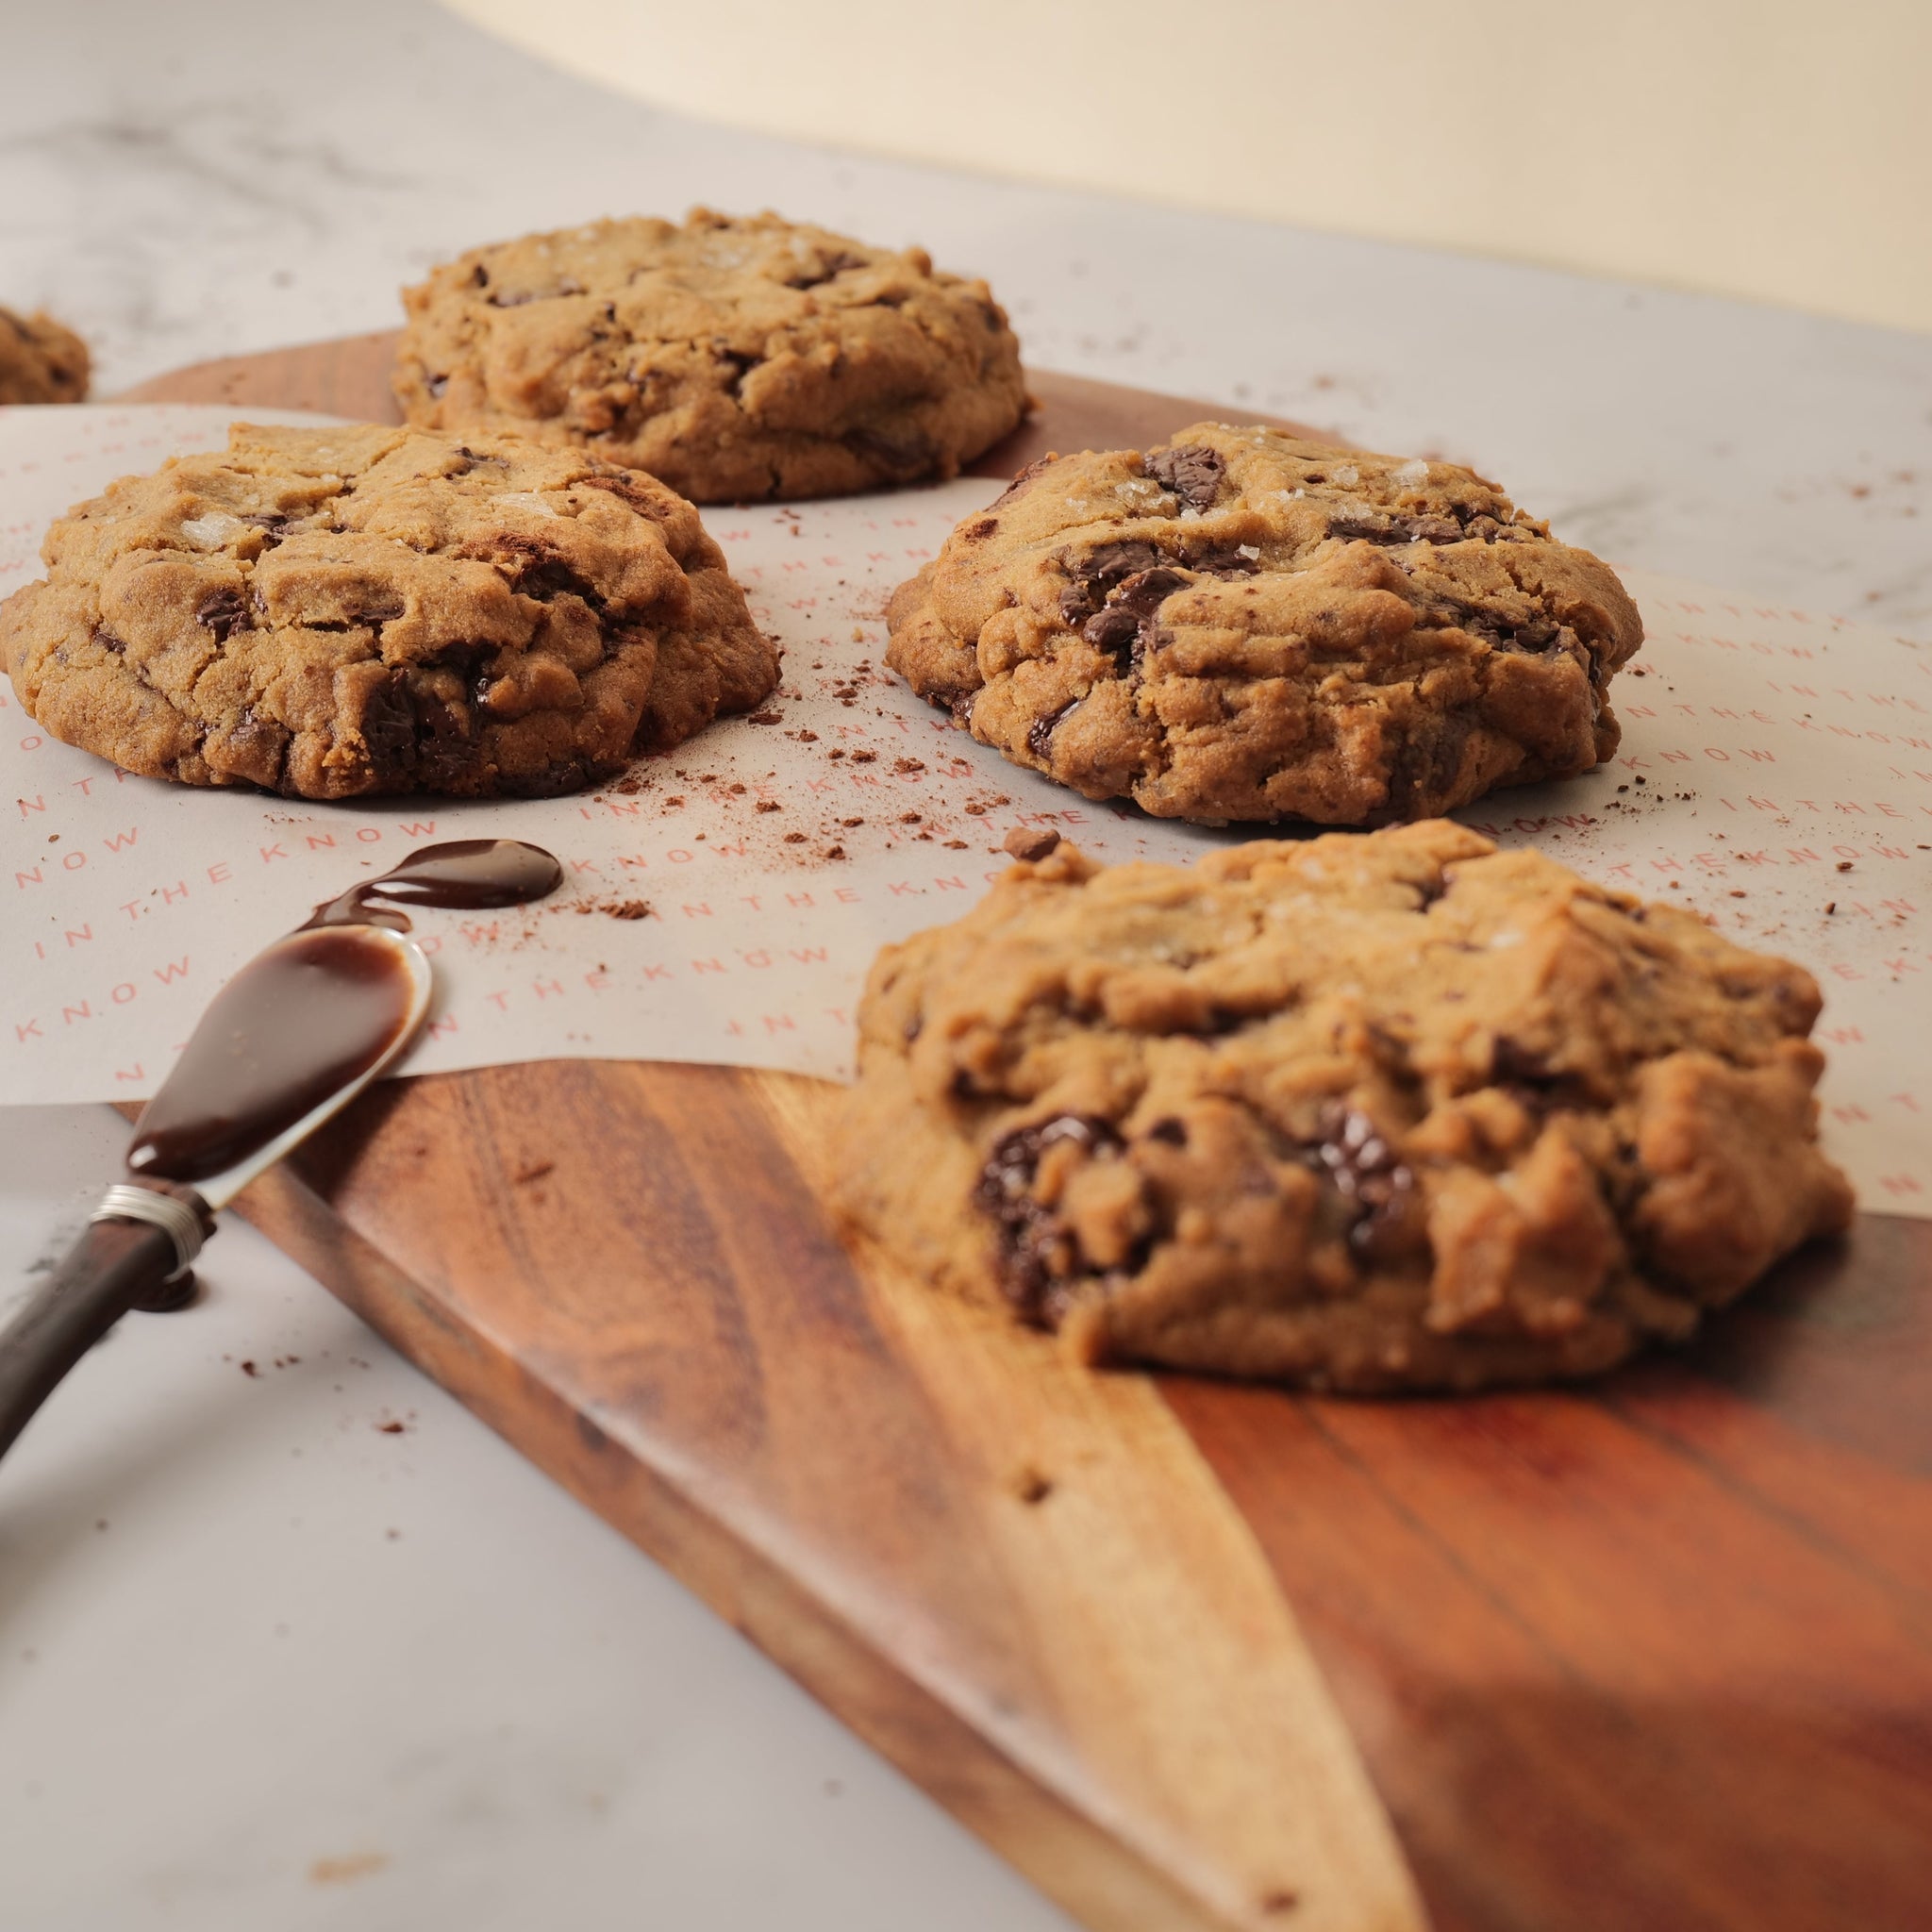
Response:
1145,442,1226,511
577,470,662,518
1081,605,1141,661
1434,603,1560,653
1327,511,1465,546
1114,566,1187,614
1072,541,1160,611
360,671,417,782
238,513,290,547
488,276,582,308
716,346,759,397
973,1114,1122,1321
786,249,866,289
513,552,607,608
1489,1036,1598,1109
992,454,1058,508
196,588,249,643
1027,698,1077,757
1076,565,1187,674
1146,1117,1189,1146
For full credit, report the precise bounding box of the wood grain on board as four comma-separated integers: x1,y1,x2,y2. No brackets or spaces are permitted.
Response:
119,336,1932,1932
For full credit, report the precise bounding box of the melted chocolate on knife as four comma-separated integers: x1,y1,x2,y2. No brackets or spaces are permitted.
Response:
126,841,561,1186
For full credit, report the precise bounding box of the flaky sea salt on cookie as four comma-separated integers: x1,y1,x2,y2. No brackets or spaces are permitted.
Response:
831,822,1851,1393
888,423,1642,824
394,208,1027,503
0,422,775,799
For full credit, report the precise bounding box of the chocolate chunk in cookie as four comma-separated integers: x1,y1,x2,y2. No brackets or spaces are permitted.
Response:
394,209,1028,503
886,423,1644,824
0,422,776,799
0,307,90,405
832,823,1852,1393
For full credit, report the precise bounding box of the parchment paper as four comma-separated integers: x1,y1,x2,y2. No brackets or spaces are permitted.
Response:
5,406,1928,1215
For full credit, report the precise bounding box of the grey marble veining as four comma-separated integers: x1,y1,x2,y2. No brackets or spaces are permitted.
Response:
4,0,1928,632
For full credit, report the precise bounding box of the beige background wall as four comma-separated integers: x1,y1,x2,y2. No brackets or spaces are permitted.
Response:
442,0,1932,334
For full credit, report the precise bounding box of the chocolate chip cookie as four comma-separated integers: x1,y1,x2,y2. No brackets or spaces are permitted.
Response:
393,209,1027,503
0,307,89,404
887,424,1643,824
832,823,1852,1392
0,422,775,799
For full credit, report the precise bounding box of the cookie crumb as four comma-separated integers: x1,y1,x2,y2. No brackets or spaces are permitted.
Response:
513,1159,556,1185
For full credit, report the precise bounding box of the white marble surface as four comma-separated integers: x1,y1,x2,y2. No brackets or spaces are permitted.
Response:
2,2,1930,1926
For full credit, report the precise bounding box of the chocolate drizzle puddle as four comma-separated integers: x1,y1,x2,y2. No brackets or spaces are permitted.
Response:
300,838,562,931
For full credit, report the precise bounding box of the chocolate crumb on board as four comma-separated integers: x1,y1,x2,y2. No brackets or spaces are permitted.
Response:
1004,826,1063,861
1011,1465,1055,1505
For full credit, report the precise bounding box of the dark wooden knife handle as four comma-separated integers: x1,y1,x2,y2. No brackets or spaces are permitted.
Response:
0,1218,184,1463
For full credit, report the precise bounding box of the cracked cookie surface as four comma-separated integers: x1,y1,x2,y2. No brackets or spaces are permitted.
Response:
0,307,89,404
394,208,1027,503
887,423,1643,824
831,824,1852,1392
0,421,775,799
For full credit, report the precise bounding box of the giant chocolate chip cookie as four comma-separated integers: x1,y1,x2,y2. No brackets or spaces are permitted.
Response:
0,421,776,799
887,423,1643,824
831,823,1852,1392
394,208,1027,503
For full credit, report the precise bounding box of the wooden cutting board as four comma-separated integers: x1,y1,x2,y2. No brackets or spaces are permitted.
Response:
121,337,1932,1932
